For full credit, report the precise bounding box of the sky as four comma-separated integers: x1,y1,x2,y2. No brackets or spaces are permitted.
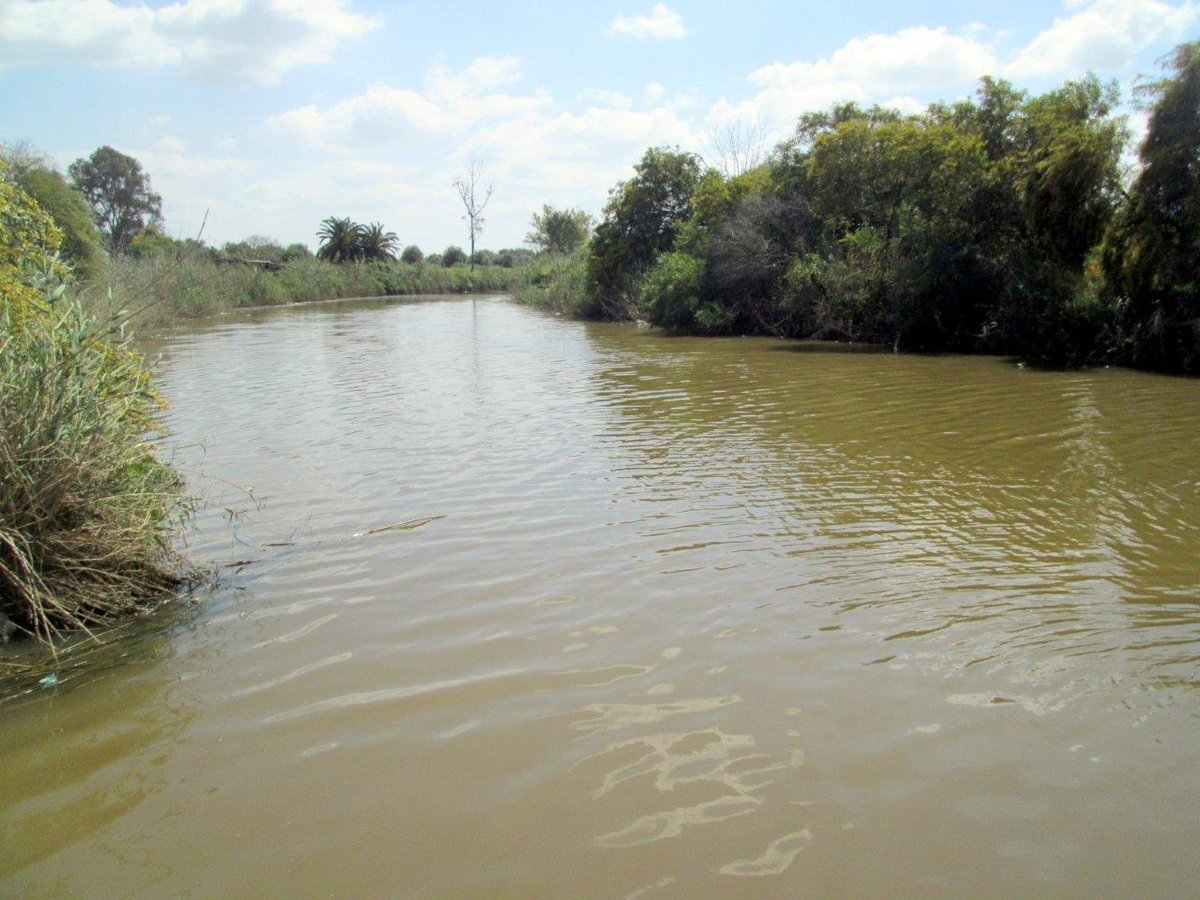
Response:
0,0,1196,253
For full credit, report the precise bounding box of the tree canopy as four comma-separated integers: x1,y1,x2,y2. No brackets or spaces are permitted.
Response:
526,205,592,254
1,144,103,278
587,146,703,318
574,71,1144,367
1104,41,1200,373
316,217,364,263
316,217,401,263
68,146,162,256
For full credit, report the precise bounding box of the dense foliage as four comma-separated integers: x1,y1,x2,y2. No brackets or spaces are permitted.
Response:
526,205,592,255
1,169,188,644
315,217,402,263
587,147,703,319
68,146,162,256
1103,43,1200,374
1,144,104,280
523,47,1199,375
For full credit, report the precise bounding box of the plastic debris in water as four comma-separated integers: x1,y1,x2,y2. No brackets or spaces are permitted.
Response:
38,673,60,687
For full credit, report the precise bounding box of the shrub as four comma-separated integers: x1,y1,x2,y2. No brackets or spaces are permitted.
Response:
640,251,727,332
511,250,591,316
1,174,189,644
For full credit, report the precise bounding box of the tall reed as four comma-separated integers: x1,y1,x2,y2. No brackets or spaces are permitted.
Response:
2,171,190,646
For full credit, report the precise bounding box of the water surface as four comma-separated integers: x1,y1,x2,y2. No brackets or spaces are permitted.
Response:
2,296,1198,897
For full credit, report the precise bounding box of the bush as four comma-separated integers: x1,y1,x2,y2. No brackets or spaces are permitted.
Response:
640,251,727,332
511,250,591,316
1,174,189,644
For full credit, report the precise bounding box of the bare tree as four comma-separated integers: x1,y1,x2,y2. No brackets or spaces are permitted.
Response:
708,117,772,177
452,156,494,266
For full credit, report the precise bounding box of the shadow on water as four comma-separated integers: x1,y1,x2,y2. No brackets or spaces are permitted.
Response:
0,593,211,882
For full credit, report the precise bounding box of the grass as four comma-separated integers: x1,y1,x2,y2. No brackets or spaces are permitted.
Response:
0,294,191,646
509,250,593,317
85,252,528,331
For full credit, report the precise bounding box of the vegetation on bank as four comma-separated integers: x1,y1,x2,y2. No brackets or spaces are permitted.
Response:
90,250,525,332
520,44,1200,376
0,170,190,646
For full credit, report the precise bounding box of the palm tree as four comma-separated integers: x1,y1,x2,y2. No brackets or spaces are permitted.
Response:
359,222,399,262
316,216,364,263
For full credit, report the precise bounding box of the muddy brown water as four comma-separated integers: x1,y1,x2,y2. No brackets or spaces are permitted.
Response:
2,295,1198,897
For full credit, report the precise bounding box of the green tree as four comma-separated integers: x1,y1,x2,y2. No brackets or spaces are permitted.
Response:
441,245,467,267
640,251,720,332
130,225,187,259
222,235,286,263
1104,41,1200,373
587,146,703,318
359,222,399,262
1,144,104,278
316,216,364,263
526,205,592,254
68,146,162,256
400,244,423,264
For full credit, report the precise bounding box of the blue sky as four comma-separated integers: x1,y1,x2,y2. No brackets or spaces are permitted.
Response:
1,1,1196,252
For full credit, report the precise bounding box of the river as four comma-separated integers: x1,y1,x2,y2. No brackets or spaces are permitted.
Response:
2,295,1198,897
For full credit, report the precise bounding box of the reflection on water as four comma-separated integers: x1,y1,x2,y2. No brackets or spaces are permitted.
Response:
2,296,1198,897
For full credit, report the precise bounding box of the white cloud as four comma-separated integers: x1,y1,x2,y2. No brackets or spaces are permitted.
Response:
0,0,378,85
270,56,551,152
140,147,254,179
750,26,996,99
607,3,686,40
156,134,188,153
1007,0,1199,77
580,88,634,109
708,25,998,132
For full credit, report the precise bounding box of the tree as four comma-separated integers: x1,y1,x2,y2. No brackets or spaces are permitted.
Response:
586,146,703,318
68,146,162,256
1104,41,1200,373
222,235,286,263
2,143,104,278
359,222,399,262
526,205,592,254
400,244,423,264
452,156,494,266
130,225,187,259
316,216,364,263
441,245,467,267
708,117,771,177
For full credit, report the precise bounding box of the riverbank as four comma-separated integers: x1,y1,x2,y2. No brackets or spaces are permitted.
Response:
518,47,1200,377
86,252,526,332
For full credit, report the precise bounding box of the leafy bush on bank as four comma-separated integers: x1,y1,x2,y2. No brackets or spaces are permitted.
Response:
528,44,1199,375
1,172,189,645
